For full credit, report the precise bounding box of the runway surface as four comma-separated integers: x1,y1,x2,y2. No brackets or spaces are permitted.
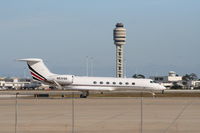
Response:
0,97,200,133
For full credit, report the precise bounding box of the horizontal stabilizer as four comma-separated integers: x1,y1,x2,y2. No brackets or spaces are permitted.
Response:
17,58,42,62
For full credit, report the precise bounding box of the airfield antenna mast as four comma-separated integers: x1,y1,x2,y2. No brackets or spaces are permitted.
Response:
86,56,89,76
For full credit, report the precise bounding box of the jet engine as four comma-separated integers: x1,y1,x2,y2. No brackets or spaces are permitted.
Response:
48,75,74,85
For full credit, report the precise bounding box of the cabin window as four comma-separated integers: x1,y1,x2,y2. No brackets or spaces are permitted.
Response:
100,81,103,84
125,82,129,85
113,82,116,85
132,82,135,85
119,82,123,85
106,82,110,84
93,81,97,84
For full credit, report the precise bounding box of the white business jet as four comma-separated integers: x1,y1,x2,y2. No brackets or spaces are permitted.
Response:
18,58,166,98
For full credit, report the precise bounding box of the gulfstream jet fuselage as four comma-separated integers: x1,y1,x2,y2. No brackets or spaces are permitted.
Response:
18,58,166,98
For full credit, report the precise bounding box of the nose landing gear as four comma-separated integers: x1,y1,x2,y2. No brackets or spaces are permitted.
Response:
152,92,156,98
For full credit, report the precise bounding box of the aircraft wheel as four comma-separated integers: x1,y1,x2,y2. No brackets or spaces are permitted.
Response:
80,94,87,98
80,91,88,98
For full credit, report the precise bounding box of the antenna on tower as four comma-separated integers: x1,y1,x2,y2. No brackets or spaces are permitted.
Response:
90,57,94,76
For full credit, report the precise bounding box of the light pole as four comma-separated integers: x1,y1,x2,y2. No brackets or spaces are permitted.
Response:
140,89,144,133
72,92,75,133
15,92,19,133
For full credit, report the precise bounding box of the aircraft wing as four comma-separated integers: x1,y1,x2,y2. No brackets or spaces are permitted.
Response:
63,86,115,91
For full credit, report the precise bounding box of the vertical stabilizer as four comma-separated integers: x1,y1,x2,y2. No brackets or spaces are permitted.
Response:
18,58,53,81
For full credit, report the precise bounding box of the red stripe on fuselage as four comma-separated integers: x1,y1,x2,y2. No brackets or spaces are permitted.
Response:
30,72,44,81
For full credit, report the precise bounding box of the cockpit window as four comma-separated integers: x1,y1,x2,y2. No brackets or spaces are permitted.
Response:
150,80,156,83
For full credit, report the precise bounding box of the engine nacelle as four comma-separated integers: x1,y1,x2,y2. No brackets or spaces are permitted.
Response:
48,75,74,85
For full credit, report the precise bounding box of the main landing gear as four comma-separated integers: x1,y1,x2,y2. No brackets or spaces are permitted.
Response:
80,91,89,98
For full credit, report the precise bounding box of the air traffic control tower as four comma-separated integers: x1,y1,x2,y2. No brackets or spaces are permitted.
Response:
113,23,126,78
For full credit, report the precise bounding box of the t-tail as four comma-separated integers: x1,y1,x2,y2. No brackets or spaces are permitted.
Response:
18,58,54,81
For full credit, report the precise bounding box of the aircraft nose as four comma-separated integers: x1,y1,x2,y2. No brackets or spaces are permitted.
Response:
160,85,166,90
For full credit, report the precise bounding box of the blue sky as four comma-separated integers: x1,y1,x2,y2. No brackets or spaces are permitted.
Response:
0,0,200,78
